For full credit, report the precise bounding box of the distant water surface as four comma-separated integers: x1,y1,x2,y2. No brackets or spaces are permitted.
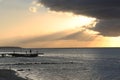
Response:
0,48,120,80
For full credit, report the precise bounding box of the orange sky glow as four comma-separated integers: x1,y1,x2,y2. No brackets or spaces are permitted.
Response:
0,0,120,48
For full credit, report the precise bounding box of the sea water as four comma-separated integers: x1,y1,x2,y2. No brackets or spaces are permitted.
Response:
0,48,120,80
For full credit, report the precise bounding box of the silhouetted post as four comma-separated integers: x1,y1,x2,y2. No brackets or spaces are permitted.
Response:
30,49,32,53
1,54,6,57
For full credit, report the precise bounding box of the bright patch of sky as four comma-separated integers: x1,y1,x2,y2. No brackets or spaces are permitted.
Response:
0,0,47,31
0,0,104,47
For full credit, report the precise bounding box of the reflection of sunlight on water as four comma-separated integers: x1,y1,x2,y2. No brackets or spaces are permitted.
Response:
17,69,41,80
43,49,100,59
0,48,120,80
82,53,98,59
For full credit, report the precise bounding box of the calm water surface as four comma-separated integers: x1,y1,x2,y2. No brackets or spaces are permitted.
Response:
0,48,120,80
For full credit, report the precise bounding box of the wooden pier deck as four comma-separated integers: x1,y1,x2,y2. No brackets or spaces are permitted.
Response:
0,52,44,57
0,47,44,57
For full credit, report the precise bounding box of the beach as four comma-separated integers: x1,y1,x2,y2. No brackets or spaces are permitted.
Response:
0,69,28,80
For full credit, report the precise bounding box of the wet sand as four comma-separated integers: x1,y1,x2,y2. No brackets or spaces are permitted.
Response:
0,69,28,80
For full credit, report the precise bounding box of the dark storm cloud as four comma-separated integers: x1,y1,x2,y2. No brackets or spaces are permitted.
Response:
39,0,120,19
38,0,120,37
93,19,120,36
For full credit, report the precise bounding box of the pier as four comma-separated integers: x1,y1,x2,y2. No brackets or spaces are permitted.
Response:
0,50,44,57
0,52,44,57
0,47,44,57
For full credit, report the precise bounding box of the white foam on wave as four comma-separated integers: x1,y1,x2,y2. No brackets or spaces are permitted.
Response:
15,68,40,80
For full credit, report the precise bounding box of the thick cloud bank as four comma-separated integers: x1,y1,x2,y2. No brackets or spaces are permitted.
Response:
39,0,120,19
39,0,120,36
93,19,120,36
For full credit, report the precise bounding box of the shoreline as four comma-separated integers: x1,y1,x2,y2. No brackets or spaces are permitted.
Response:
0,69,29,80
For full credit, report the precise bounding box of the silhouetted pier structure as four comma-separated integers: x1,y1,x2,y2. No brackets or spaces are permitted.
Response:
0,47,44,57
0,51,44,57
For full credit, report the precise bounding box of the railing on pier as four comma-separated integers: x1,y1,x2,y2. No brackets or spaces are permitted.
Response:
0,51,44,57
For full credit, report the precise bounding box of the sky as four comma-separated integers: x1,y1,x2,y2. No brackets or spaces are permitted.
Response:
0,0,120,48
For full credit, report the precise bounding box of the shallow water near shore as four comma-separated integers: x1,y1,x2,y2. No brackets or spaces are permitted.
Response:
0,48,120,80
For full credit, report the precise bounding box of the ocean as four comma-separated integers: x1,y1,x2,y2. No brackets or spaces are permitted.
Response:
0,48,120,80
